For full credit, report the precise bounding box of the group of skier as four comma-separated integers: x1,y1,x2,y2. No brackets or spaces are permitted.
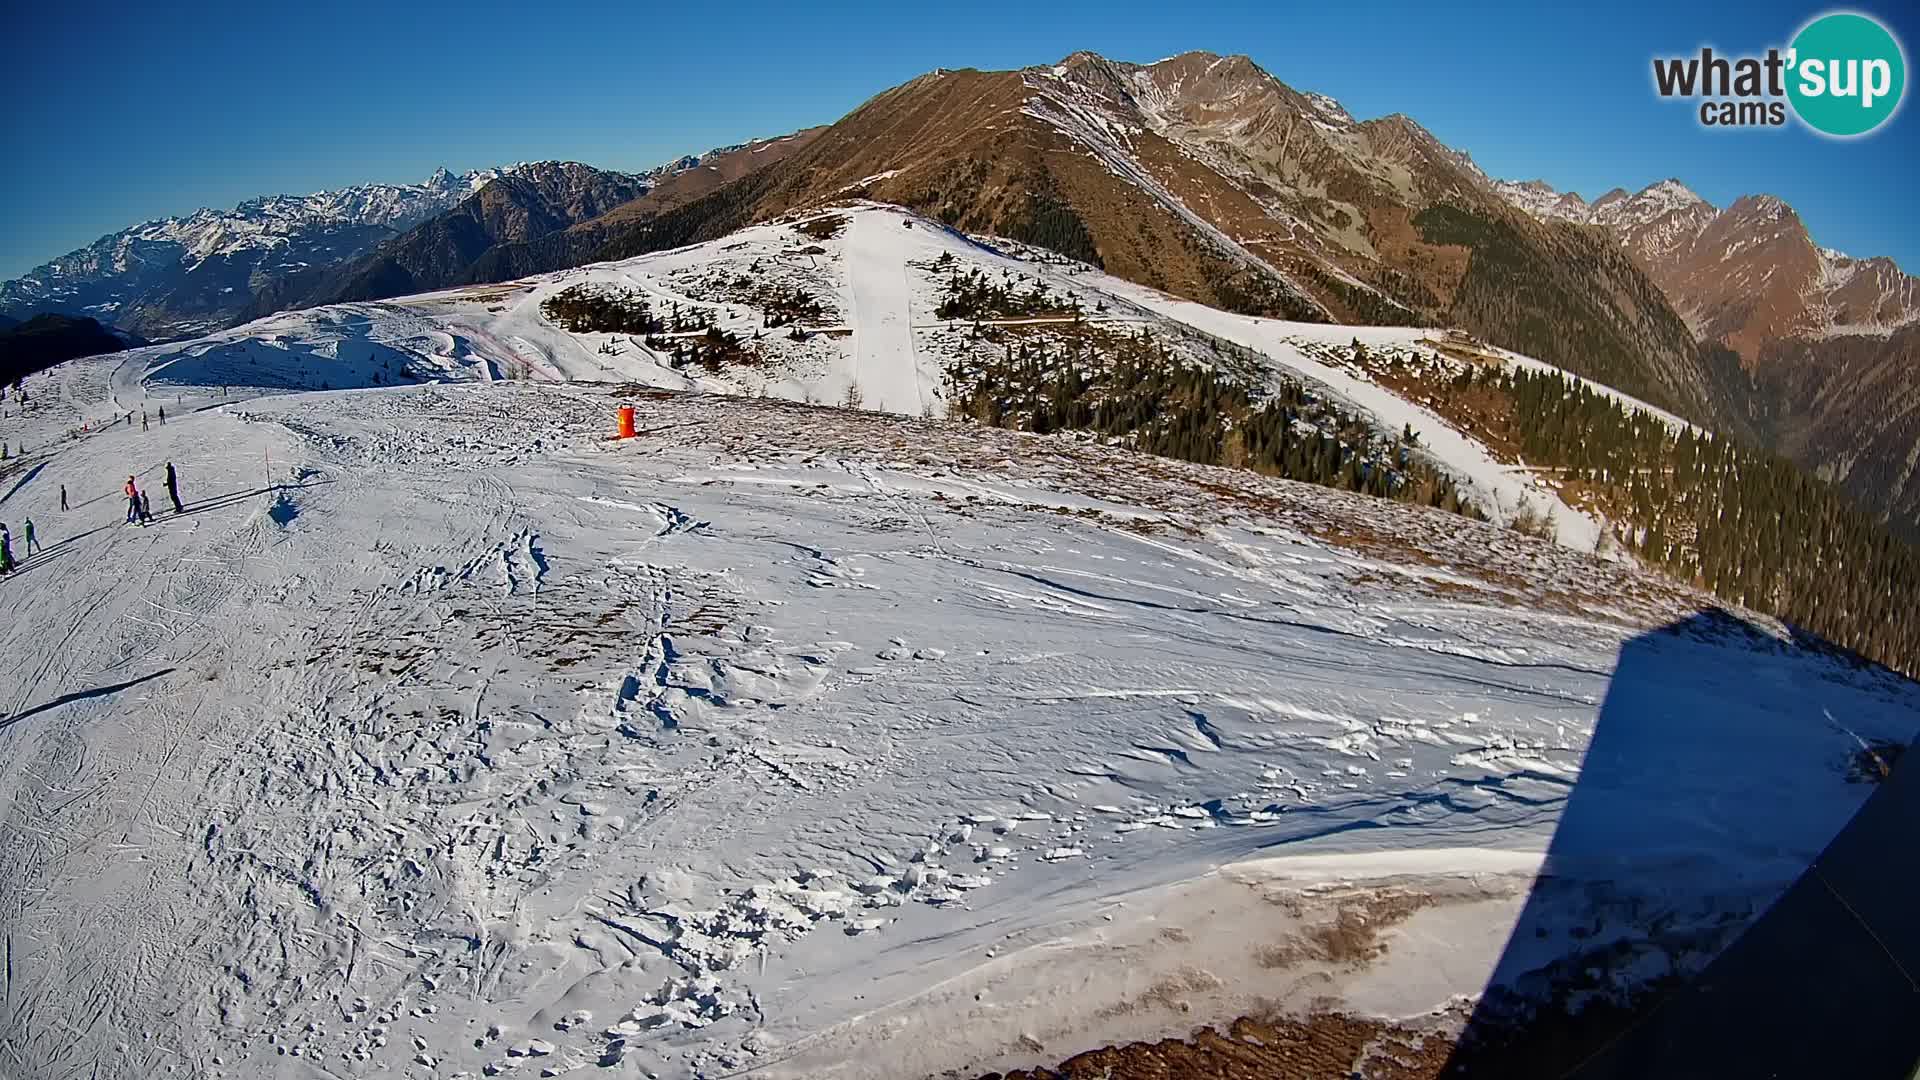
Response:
0,519,38,575
0,463,186,575
124,463,185,527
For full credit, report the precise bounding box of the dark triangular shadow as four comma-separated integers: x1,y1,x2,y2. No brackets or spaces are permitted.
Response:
1442,610,1920,1079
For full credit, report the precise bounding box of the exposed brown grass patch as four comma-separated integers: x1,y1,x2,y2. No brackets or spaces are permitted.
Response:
973,1010,1457,1080
795,214,848,241
1254,888,1434,970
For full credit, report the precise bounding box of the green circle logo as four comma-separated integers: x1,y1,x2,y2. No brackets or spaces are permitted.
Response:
1787,12,1906,136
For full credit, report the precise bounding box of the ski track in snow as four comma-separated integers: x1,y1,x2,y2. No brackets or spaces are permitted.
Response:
0,216,1915,1080
844,211,930,416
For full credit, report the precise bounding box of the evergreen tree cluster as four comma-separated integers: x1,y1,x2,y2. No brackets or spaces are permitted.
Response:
1294,262,1427,327
1003,191,1102,268
539,285,665,335
1199,258,1324,322
946,326,1475,516
758,285,826,329
674,267,833,330
934,264,1080,321
1429,361,1920,676
658,326,752,374
541,285,756,373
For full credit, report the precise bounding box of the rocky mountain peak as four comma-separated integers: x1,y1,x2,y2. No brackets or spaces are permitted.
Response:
1722,192,1796,225
1640,177,1708,208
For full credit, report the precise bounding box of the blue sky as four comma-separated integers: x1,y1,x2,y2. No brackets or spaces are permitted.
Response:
3,0,1914,281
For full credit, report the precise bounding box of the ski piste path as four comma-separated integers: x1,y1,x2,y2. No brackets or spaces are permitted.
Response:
1,345,1916,1080
844,210,935,415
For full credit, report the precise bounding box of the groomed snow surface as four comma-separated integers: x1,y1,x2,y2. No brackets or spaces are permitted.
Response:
0,208,1915,1080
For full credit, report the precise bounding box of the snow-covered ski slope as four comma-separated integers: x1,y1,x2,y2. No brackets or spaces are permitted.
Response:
1,339,1915,1080
77,202,1698,553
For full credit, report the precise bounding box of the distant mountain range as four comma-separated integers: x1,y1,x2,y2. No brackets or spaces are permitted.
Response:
4,50,1915,534
246,131,826,313
0,151,766,343
236,160,653,317
0,167,509,340
1492,176,1920,536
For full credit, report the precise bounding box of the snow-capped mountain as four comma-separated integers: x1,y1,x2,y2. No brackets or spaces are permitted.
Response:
0,163,646,342
1492,177,1721,270
1489,178,1593,223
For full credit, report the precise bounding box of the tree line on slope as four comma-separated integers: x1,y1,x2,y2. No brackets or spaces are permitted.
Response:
539,284,755,373
933,261,1082,321
945,324,1476,518
1414,356,1920,676
938,301,1919,675
1412,204,1713,423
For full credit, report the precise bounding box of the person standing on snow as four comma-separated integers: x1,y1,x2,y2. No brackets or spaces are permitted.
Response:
164,462,183,514
139,489,154,525
23,517,38,556
0,524,13,574
158,405,166,426
125,476,142,525
59,484,68,512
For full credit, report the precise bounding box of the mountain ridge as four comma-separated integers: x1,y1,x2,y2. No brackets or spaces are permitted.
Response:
0,155,741,342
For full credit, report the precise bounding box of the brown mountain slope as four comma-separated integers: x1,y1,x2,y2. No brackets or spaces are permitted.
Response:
1742,324,1920,538
452,130,827,284
594,128,827,222
739,61,1327,319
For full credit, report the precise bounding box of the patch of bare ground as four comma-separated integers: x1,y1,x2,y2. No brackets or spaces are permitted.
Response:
1089,969,1222,1025
972,1011,1459,1080
974,927,1702,1080
974,975,1701,1080
795,213,849,241
1254,889,1433,970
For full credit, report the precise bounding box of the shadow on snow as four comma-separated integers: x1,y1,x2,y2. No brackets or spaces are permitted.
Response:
1440,609,1920,1078
0,668,175,733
